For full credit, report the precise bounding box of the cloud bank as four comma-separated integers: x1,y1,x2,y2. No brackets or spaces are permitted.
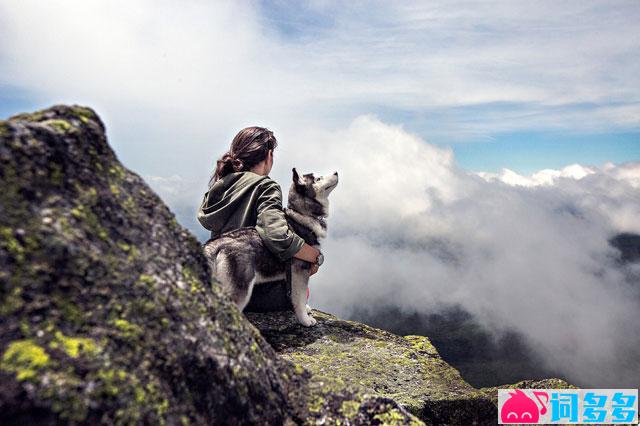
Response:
279,116,640,388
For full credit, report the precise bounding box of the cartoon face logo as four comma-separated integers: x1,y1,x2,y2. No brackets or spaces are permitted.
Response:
500,389,548,424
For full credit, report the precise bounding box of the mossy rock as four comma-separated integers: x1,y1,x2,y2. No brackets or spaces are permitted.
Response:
248,310,575,425
0,105,311,425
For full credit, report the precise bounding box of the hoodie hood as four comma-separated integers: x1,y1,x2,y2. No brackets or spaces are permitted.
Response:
197,171,270,235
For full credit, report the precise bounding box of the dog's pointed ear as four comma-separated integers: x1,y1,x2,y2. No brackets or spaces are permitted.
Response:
292,167,305,192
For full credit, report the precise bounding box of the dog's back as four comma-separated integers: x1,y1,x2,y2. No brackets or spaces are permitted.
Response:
203,227,286,308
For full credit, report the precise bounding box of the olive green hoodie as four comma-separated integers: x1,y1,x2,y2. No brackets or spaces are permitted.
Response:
197,171,305,262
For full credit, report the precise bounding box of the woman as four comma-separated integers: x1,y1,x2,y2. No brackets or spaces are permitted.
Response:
197,126,321,279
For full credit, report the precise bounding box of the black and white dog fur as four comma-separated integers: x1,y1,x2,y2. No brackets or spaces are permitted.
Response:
202,168,338,327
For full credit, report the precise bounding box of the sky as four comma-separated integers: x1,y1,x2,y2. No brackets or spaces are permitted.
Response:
1,0,639,387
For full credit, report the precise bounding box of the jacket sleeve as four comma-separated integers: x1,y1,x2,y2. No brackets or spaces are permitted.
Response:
255,180,306,262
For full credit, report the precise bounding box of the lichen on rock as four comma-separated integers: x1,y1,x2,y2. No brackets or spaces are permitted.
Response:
248,310,575,425
1,339,50,381
0,105,300,424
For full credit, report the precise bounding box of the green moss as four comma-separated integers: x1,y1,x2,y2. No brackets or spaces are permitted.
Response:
97,368,128,396
1,226,25,263
50,331,99,358
183,266,204,293
109,183,121,197
135,386,145,403
122,195,136,212
0,121,10,137
108,164,126,180
75,185,98,206
404,336,438,355
0,285,24,316
54,296,83,326
95,371,169,425
112,318,143,339
308,395,325,414
126,245,139,262
10,110,45,122
339,400,361,418
1,339,50,380
136,274,156,287
70,206,84,218
44,119,74,133
373,408,409,425
70,106,94,124
156,397,169,419
69,204,109,240
19,321,31,337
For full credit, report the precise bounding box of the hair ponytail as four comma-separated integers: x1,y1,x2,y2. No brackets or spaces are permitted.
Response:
208,126,278,187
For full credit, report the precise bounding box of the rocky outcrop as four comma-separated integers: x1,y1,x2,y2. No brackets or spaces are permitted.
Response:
248,310,573,425
0,105,419,425
0,105,572,425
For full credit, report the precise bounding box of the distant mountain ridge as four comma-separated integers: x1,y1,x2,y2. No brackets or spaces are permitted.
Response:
610,232,640,263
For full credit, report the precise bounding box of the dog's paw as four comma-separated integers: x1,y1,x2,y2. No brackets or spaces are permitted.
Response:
298,315,317,327
305,304,313,314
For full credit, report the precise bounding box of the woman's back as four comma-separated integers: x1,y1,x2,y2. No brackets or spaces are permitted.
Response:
198,171,270,237
197,170,305,262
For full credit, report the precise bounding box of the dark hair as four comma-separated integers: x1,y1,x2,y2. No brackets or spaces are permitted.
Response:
210,126,278,186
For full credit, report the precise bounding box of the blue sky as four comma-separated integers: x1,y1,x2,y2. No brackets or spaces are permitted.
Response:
2,84,635,174
255,0,640,173
1,0,638,177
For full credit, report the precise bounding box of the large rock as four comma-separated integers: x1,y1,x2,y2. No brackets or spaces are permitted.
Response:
248,310,575,425
248,310,497,424
0,105,420,425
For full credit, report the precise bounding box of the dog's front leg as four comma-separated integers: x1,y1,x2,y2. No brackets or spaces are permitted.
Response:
290,261,316,327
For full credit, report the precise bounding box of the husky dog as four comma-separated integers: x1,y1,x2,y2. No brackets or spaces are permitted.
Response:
202,168,338,327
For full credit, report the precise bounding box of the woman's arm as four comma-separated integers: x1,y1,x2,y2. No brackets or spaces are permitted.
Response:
255,179,321,275
255,180,308,262
293,243,321,264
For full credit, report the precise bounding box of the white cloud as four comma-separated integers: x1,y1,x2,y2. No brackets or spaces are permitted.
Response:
477,164,597,187
275,115,640,388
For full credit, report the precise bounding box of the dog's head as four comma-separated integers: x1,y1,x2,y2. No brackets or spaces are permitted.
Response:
287,168,339,217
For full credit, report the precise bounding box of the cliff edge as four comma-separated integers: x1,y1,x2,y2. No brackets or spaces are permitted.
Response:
0,105,570,425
